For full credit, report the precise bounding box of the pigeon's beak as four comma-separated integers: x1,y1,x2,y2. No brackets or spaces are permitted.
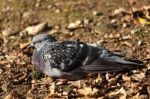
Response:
27,43,35,49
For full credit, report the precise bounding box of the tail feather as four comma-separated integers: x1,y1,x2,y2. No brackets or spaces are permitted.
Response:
83,56,143,73
102,55,143,65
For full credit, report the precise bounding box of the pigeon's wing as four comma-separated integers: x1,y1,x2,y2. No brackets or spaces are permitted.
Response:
82,45,143,73
41,41,89,72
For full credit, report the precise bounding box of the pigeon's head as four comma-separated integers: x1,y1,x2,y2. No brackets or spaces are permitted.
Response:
29,34,56,51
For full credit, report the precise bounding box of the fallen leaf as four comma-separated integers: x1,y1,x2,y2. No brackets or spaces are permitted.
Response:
137,17,150,26
122,75,131,82
78,87,98,97
4,93,14,99
24,22,48,35
131,72,145,81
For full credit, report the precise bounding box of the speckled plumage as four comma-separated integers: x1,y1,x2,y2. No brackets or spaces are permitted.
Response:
42,41,88,71
30,34,143,80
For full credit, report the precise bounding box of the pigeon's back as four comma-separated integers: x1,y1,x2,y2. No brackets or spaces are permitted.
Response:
41,41,89,72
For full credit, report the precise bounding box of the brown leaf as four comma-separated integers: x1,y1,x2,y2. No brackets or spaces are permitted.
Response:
20,42,31,49
78,87,98,97
108,87,127,98
4,94,15,99
122,75,131,82
131,72,145,81
113,8,129,15
24,22,48,35
49,83,56,95
147,86,150,95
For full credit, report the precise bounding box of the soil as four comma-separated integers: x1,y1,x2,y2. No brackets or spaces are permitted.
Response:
0,0,150,98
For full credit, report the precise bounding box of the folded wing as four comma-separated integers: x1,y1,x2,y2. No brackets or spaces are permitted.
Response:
82,45,143,73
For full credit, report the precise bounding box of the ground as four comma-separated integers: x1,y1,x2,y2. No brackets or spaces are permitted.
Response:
0,0,150,98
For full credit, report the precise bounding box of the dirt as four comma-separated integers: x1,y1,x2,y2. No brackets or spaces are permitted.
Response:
0,0,150,98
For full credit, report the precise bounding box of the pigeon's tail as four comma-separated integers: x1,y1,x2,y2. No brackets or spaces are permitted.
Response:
83,55,143,73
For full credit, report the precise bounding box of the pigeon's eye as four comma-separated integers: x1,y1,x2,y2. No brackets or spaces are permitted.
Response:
37,40,42,43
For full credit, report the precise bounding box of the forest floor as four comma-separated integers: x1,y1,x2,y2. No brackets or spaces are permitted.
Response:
0,0,150,98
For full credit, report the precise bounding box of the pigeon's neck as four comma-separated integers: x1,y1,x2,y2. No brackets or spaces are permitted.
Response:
36,42,47,52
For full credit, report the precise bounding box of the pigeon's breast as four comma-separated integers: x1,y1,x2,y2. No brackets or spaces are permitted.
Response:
32,51,44,72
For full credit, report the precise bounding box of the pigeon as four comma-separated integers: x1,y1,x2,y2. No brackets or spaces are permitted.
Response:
29,34,143,80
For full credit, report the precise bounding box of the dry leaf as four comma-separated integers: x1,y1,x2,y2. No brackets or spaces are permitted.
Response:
122,75,131,82
113,8,129,15
24,22,48,35
132,72,145,81
49,83,56,94
20,42,31,49
4,94,14,99
108,87,127,98
67,20,82,30
78,87,98,96
137,17,150,26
